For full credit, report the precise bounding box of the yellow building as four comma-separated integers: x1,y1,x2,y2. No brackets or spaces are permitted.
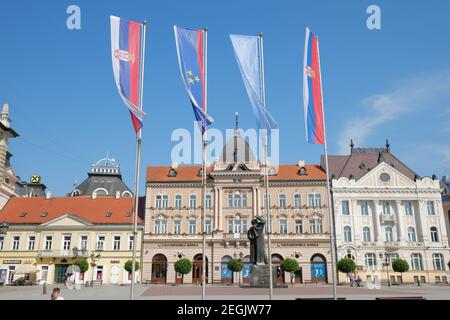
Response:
0,195,143,285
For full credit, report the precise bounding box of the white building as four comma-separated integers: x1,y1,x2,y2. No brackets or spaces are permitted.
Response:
324,142,450,285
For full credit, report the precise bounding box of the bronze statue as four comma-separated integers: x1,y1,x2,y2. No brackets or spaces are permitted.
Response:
247,216,267,265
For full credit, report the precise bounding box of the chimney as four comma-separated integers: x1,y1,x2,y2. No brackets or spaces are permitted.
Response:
115,191,121,199
92,191,97,200
45,191,52,199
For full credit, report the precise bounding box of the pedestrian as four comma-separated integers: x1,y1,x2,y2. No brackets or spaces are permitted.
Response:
349,273,354,287
51,287,64,300
356,275,362,287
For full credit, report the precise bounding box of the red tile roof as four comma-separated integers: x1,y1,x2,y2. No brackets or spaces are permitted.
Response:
147,164,326,182
0,196,144,225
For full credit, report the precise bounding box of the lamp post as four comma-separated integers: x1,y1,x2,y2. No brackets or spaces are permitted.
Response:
90,252,101,286
379,252,391,287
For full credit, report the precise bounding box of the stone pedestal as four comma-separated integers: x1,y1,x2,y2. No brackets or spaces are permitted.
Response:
240,264,288,288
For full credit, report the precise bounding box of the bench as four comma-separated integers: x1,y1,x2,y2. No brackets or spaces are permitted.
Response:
90,280,103,286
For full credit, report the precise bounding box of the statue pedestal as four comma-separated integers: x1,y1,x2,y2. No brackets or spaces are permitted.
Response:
240,264,288,288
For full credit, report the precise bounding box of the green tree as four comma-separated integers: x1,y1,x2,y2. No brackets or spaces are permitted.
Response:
227,259,244,284
174,258,192,283
281,258,299,273
124,260,140,274
74,258,89,274
392,258,409,283
337,258,356,284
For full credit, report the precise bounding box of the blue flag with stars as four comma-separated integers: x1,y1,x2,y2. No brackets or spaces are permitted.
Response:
174,26,214,134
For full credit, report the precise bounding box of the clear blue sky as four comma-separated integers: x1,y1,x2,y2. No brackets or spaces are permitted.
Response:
1,0,450,196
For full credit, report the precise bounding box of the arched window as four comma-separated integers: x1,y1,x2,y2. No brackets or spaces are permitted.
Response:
122,191,132,197
228,193,233,208
294,194,301,208
93,188,108,196
430,227,439,242
279,194,286,209
432,253,445,271
242,194,248,208
385,226,393,242
363,227,371,242
344,226,352,242
407,227,416,242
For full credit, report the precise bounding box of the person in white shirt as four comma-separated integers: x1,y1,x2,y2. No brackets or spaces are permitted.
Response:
51,287,64,300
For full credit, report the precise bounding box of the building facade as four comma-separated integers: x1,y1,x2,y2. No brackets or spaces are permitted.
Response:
325,142,450,284
142,126,333,285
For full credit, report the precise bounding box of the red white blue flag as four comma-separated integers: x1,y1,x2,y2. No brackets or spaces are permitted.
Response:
174,26,214,135
303,27,325,145
110,16,146,133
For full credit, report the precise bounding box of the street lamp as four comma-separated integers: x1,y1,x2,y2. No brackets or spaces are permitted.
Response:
90,252,101,286
0,222,9,235
379,252,391,287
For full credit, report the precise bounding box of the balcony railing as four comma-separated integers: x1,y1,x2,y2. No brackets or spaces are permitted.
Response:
37,249,89,258
380,214,396,223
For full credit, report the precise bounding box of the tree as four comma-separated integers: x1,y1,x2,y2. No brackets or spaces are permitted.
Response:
174,258,192,283
392,258,409,283
281,258,299,273
227,259,244,284
337,258,356,284
124,260,140,274
74,258,89,274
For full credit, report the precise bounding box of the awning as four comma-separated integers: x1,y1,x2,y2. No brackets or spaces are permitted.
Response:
13,265,37,274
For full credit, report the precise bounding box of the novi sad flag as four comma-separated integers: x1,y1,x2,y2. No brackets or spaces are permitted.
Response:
174,26,214,134
303,27,325,145
110,16,147,133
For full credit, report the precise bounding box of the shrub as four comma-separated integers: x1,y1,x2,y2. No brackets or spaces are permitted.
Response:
337,258,356,274
281,257,299,273
392,258,409,274
124,260,140,274
227,259,244,273
74,258,89,274
174,258,192,279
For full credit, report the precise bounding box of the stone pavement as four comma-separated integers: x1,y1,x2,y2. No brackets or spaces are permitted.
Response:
0,283,449,300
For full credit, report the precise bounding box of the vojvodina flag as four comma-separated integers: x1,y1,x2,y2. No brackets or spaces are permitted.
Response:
230,35,278,132
174,26,214,135
303,27,325,144
110,16,147,133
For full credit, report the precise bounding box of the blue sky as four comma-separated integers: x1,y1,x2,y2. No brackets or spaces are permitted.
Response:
1,0,450,195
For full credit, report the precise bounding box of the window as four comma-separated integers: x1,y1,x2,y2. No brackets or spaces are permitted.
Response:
41,266,48,283
344,226,352,242
154,221,161,234
175,195,182,209
45,236,52,250
233,219,241,234
432,253,445,271
430,227,439,242
264,194,271,208
27,236,35,251
427,201,436,215
365,253,377,270
12,236,20,251
385,227,393,242
308,194,321,208
279,194,286,209
341,200,350,215
382,201,390,215
228,220,233,234
96,235,105,251
189,220,196,234
62,235,71,250
242,194,248,208
234,194,242,208
113,236,121,250
360,201,369,215
363,227,371,242
205,219,212,234
295,220,303,234
407,227,416,242
309,219,323,234
388,253,399,266
205,194,212,209
228,193,233,208
294,194,301,208
0,235,4,250
189,195,197,209
174,220,181,234
155,195,162,208
280,220,288,234
242,220,248,233
411,253,423,270
264,219,272,233
154,220,167,234
404,201,413,216
128,236,134,250
77,236,87,251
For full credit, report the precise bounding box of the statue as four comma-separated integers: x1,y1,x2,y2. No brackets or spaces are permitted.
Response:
247,216,268,265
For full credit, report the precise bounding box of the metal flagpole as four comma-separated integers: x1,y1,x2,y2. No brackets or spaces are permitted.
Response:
258,32,273,300
201,27,208,301
316,36,338,300
130,20,147,301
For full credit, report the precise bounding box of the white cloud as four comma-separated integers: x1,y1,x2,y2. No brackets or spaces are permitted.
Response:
337,70,450,153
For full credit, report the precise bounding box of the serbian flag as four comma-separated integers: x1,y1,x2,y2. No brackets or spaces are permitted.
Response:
303,27,325,145
110,16,147,133
174,26,214,135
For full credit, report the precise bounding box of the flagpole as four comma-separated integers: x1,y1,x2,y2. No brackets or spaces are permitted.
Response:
316,36,338,300
201,27,208,301
258,32,273,300
130,20,147,301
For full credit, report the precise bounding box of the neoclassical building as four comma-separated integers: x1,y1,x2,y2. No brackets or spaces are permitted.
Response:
325,142,450,284
142,124,333,285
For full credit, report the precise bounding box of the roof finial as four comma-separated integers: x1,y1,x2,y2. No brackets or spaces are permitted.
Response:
235,112,239,131
385,139,390,153
350,139,354,151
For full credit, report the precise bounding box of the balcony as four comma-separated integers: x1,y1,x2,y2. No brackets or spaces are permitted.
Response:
380,214,396,224
37,249,89,258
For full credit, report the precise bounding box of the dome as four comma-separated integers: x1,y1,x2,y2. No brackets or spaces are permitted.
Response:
94,157,120,168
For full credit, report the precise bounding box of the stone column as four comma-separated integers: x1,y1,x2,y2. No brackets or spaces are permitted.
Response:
372,200,382,242
395,200,405,242
218,187,223,231
214,188,219,231
417,200,428,242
